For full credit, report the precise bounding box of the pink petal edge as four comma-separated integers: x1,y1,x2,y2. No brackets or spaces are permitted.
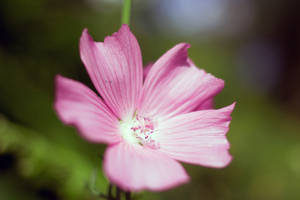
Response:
54,75,121,144
139,44,224,119
104,142,190,192
156,103,236,168
195,98,214,110
143,62,153,81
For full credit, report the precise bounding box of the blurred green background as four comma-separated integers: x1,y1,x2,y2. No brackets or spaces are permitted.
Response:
1,0,300,199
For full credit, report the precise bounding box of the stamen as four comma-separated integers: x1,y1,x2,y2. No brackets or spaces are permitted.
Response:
121,114,159,149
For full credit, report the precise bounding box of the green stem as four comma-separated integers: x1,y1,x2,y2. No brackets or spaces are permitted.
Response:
108,184,113,199
121,0,131,25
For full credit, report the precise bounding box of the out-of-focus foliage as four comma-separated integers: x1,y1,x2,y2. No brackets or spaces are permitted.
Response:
0,0,300,200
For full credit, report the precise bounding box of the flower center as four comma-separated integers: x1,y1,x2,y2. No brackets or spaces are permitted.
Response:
120,114,159,149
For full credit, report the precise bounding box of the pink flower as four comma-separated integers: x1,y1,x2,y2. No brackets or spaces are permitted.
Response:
54,25,235,192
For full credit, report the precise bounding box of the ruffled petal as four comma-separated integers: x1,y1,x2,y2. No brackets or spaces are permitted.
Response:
54,75,121,144
103,142,189,192
139,44,224,119
155,103,235,168
79,25,143,120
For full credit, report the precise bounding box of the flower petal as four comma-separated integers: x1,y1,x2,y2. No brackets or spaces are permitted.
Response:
155,103,235,168
142,60,216,112
143,62,153,81
54,75,121,144
80,25,143,120
139,44,224,119
195,98,214,110
103,142,189,192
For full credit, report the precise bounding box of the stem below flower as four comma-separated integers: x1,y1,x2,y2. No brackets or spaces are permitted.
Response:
108,184,113,199
121,0,131,25
116,187,121,200
125,191,131,200
100,184,131,200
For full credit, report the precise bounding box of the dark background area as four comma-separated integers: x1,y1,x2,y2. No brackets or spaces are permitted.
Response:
0,0,300,199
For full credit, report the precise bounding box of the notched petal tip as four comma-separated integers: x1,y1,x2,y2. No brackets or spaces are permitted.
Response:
103,23,135,45
79,28,95,63
54,74,62,83
163,43,191,69
80,28,89,39
175,43,191,62
80,28,93,44
218,102,236,135
231,101,237,108
222,102,237,115
82,28,88,33
120,23,130,31
80,28,99,51
178,42,191,49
